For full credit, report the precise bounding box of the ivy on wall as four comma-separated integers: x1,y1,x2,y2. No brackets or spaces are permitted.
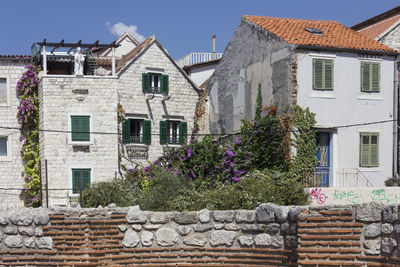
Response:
16,65,41,207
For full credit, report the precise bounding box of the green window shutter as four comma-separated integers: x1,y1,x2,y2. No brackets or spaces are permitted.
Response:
71,116,90,142
122,119,130,143
143,120,152,144
324,60,334,90
179,122,188,144
360,134,370,167
160,121,168,144
142,73,150,93
370,134,379,167
313,59,323,90
80,116,90,141
81,169,91,191
371,63,380,92
160,74,169,94
361,62,371,92
71,116,80,141
72,169,80,194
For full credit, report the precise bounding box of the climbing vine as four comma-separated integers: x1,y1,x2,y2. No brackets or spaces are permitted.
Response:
16,65,41,207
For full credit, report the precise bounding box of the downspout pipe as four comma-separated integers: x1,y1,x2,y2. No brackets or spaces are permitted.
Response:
393,56,399,177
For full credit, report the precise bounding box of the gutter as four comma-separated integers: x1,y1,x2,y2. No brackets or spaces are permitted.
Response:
295,45,400,57
394,56,399,177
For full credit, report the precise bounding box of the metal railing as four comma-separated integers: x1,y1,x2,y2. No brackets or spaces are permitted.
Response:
176,52,223,67
303,168,374,188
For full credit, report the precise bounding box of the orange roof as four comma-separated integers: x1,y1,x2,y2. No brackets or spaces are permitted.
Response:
243,15,397,53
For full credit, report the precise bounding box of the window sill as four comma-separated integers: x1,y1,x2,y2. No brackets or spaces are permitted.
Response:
359,167,380,172
124,142,150,146
0,103,10,107
162,143,182,147
69,141,93,146
357,93,382,101
309,91,336,99
0,157,11,162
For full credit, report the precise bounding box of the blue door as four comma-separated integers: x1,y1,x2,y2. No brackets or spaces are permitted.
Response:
316,132,330,187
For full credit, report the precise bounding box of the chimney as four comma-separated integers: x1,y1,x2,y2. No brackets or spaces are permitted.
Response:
212,34,216,59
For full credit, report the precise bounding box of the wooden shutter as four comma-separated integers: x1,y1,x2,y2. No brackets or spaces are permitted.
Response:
80,116,90,141
361,62,371,92
371,63,380,92
72,169,80,194
370,134,379,166
313,59,323,90
122,119,130,143
142,73,150,93
160,121,168,144
324,60,334,90
179,122,188,144
143,120,151,144
360,134,370,167
160,74,169,94
81,169,91,191
71,116,80,141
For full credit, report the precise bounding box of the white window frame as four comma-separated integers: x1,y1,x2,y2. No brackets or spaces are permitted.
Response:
0,75,11,107
0,134,11,162
67,112,93,145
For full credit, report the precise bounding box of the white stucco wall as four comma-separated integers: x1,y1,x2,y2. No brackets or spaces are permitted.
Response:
188,64,217,87
118,42,199,168
296,51,396,186
0,60,29,207
104,36,138,57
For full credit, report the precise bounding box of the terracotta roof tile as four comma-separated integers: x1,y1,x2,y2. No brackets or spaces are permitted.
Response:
243,15,397,53
357,14,400,39
116,36,154,73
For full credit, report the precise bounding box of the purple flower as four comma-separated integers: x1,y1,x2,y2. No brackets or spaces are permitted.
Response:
232,176,241,182
225,149,235,158
234,137,241,144
186,147,192,158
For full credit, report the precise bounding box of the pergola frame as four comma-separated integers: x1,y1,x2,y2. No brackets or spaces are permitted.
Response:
35,39,121,76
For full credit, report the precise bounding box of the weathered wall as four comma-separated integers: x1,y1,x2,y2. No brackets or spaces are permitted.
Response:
39,76,119,207
118,42,199,166
207,18,296,134
1,203,400,266
380,23,400,51
0,59,29,207
307,187,400,206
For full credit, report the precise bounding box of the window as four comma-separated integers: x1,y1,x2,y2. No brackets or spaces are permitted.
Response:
160,121,187,144
360,133,379,167
71,116,90,142
0,137,7,157
0,78,7,104
142,73,169,94
361,62,380,92
122,119,151,143
313,59,333,90
72,169,91,194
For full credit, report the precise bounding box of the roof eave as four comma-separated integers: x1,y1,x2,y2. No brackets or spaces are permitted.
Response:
295,45,399,56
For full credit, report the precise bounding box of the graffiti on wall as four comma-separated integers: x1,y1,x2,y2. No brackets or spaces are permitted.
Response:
309,188,400,205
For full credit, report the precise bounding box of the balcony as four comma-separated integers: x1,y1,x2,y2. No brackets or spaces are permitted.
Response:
176,52,223,68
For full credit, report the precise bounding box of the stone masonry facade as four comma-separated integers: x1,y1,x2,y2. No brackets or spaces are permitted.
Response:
0,203,400,266
0,59,30,208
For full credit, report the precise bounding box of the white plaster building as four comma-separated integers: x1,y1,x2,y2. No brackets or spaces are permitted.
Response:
208,16,399,187
36,35,200,206
0,55,30,207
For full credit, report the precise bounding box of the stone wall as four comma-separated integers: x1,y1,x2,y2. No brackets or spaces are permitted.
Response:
0,59,30,207
2,203,400,265
380,23,400,51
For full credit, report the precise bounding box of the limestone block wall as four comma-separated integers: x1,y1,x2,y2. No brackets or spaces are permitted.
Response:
0,59,29,207
380,23,400,51
118,42,199,167
39,76,119,207
1,203,400,266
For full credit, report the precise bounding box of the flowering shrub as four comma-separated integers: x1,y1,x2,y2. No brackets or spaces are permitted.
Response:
16,65,41,207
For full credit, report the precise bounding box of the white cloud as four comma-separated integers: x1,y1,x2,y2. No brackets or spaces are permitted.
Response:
105,22,146,42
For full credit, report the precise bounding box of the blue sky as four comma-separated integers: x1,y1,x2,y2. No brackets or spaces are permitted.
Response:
1,1,399,60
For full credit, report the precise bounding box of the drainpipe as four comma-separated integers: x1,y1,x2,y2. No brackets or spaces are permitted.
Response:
212,35,216,60
393,56,399,177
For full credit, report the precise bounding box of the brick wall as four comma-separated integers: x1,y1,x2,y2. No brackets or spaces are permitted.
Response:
1,203,400,266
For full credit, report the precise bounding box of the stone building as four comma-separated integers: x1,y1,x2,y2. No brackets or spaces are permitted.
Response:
0,55,30,207
207,16,399,187
0,33,200,207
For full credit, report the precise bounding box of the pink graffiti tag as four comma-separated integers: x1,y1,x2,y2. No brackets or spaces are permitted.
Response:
310,188,328,205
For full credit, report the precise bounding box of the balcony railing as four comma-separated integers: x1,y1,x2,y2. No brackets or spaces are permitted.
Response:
176,52,223,68
302,168,374,188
